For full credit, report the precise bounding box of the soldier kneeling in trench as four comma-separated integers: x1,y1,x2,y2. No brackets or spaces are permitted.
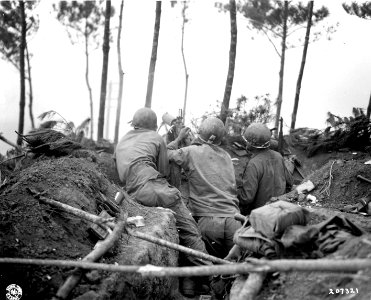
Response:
115,107,211,297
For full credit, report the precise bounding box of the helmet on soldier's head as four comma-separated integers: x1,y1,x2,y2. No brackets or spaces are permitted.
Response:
198,117,225,145
132,108,158,130
243,123,271,149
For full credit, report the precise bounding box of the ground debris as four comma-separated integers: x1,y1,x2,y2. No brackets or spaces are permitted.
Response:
0,154,179,299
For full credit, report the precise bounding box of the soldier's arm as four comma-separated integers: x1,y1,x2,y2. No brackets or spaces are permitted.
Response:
237,163,259,213
157,139,170,177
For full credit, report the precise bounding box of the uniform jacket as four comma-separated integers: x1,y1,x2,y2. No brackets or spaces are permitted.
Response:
115,129,169,194
168,140,240,217
238,148,292,215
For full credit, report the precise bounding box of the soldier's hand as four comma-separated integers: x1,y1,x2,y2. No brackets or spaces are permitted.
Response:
178,127,191,141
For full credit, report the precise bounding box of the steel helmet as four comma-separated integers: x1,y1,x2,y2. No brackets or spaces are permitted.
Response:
198,117,225,145
243,123,271,149
132,108,158,130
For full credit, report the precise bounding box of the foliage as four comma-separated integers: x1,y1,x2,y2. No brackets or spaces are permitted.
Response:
325,108,371,148
342,1,371,20
192,94,274,135
291,107,371,157
37,110,91,140
53,1,114,48
236,0,331,52
217,0,333,53
0,1,39,68
53,1,115,140
228,94,274,134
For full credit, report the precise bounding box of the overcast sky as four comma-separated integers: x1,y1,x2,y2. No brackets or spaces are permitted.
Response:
1,0,371,154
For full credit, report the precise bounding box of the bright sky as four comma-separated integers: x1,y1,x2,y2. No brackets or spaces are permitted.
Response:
1,0,371,154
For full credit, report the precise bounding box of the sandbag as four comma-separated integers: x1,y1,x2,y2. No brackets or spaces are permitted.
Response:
250,200,308,239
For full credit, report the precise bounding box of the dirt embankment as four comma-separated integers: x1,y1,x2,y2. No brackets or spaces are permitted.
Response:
0,152,179,300
274,156,371,229
258,152,371,300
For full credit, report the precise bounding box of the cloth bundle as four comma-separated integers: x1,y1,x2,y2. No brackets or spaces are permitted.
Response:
281,215,364,255
233,226,281,258
233,200,308,258
249,200,309,239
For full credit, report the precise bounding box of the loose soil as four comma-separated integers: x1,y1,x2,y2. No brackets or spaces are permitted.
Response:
1,136,371,300
256,148,371,300
0,152,179,300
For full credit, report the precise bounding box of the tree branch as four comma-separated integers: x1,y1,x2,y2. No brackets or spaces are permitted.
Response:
1,258,371,277
262,29,281,57
53,212,126,300
29,188,230,265
231,272,267,300
0,134,22,151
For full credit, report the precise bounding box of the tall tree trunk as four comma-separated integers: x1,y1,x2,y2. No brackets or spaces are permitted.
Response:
274,0,289,137
105,81,112,139
220,0,237,125
181,1,189,124
17,0,26,146
367,91,371,119
114,0,124,144
145,1,161,108
26,43,35,129
84,21,94,140
97,0,112,141
290,1,313,131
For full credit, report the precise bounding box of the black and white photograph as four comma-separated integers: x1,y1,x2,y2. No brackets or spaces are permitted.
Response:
1,0,371,299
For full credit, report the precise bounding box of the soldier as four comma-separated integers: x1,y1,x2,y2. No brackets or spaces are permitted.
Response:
238,123,292,215
167,117,242,259
115,107,211,297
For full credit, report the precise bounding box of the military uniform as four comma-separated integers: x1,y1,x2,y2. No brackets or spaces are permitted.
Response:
115,129,209,266
238,148,292,215
168,139,242,258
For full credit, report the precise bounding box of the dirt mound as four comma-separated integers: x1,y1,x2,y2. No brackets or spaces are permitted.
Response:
258,154,371,300
0,155,179,299
275,157,371,212
257,232,371,300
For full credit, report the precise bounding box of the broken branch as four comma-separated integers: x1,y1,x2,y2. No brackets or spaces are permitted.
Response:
0,133,22,151
357,175,371,185
1,258,371,277
128,228,230,265
231,272,267,300
53,212,126,300
28,188,117,229
0,153,26,165
30,188,230,265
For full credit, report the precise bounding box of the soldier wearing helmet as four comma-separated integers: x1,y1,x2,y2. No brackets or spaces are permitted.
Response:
167,117,242,261
115,108,211,276
238,123,292,215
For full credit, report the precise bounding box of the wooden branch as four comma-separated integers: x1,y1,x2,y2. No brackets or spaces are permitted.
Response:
357,175,371,185
230,275,247,299
29,189,116,228
0,134,22,151
53,213,126,300
30,189,229,265
1,258,371,277
232,273,267,300
262,29,281,57
119,189,229,264
128,228,230,265
0,153,26,165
